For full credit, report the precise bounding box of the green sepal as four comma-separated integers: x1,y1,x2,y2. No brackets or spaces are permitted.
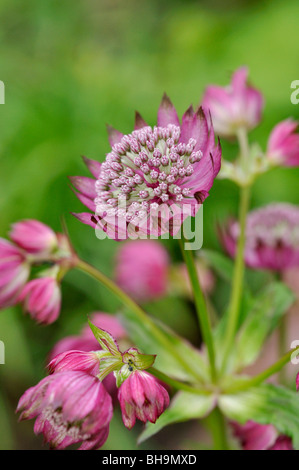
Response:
88,320,121,357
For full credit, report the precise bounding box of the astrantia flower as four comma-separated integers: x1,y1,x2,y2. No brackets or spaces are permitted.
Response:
10,219,58,255
115,240,169,302
267,119,299,167
19,276,61,324
0,238,30,309
202,67,263,138
71,94,221,239
118,370,169,429
221,203,299,271
232,421,293,450
17,371,113,450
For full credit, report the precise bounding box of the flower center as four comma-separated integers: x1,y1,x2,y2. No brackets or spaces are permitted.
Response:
94,125,202,222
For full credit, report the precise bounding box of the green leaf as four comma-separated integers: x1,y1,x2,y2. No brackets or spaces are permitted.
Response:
138,392,215,444
200,250,234,283
219,384,299,449
231,282,295,371
88,320,121,356
119,310,209,383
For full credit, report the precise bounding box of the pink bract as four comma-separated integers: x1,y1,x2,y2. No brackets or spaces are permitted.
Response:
232,420,293,450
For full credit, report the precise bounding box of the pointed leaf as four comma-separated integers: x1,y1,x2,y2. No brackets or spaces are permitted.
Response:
88,320,121,356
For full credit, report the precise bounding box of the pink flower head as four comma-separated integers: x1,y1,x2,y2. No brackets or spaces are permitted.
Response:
48,350,101,376
221,203,299,272
10,219,58,255
232,421,293,451
118,370,169,429
0,238,30,309
115,240,169,302
202,67,263,138
19,277,61,324
267,119,299,167
17,371,113,450
71,94,221,240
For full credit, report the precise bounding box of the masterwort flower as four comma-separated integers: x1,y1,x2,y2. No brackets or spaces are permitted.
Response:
17,370,113,450
221,203,299,271
71,94,221,239
115,240,169,302
19,274,61,324
118,369,170,429
202,66,263,138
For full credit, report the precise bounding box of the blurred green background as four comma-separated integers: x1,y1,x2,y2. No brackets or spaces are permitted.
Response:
1,0,299,449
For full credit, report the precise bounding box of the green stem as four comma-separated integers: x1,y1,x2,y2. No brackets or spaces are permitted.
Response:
225,346,299,394
207,407,229,450
279,315,288,384
179,239,217,382
148,367,210,395
76,258,201,382
222,184,251,371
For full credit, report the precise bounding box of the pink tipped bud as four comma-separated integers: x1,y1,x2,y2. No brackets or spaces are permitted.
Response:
19,277,61,324
48,350,101,376
267,119,299,167
0,238,30,309
17,371,113,450
10,219,58,255
118,370,169,429
202,67,263,138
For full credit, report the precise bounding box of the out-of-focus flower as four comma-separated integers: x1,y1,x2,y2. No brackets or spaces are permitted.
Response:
0,238,30,309
221,203,299,271
71,94,221,239
115,240,169,303
19,275,61,324
10,219,58,255
232,421,293,450
48,350,101,376
170,259,215,298
202,67,263,138
267,119,299,167
17,371,113,450
118,370,169,429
